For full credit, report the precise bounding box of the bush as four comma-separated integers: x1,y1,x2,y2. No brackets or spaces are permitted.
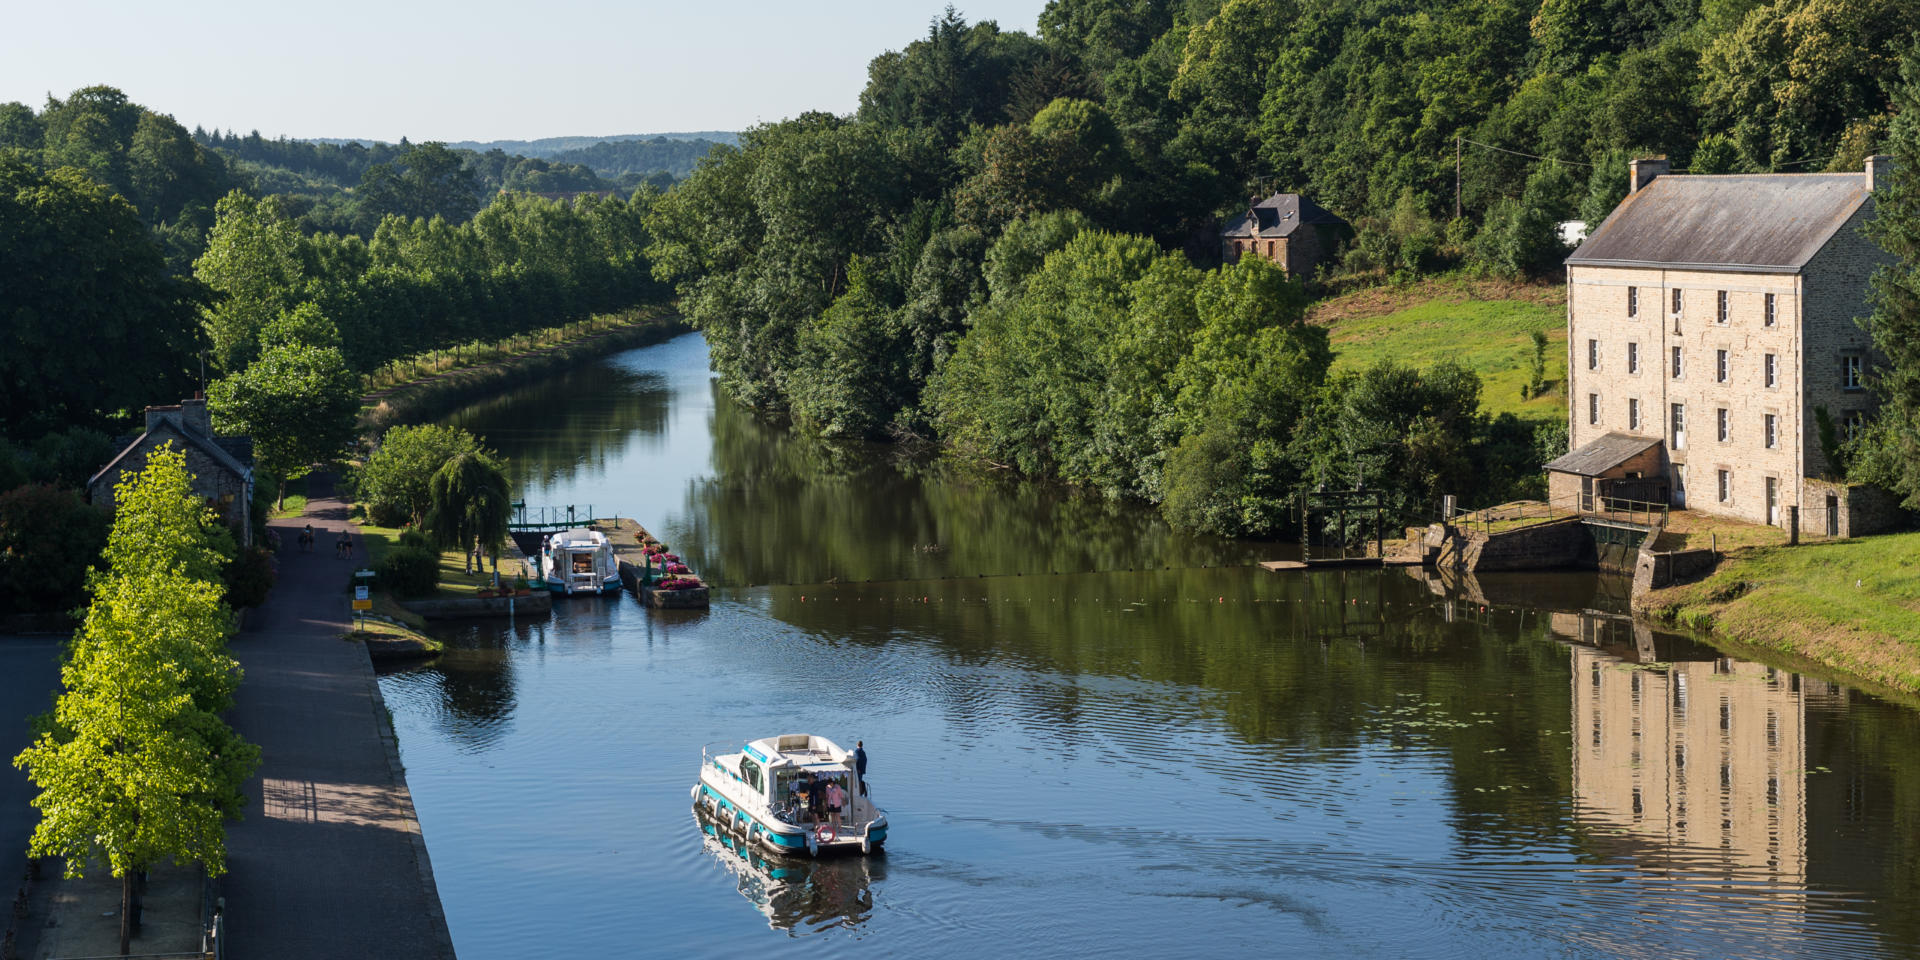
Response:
225,546,276,609
398,528,432,550
379,544,441,598
0,484,110,615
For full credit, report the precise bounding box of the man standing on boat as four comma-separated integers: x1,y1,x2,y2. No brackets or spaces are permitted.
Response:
854,741,868,796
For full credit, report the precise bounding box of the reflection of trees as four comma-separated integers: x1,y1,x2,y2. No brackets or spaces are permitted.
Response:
412,620,529,752
441,358,672,495
1806,692,1920,954
682,390,1274,587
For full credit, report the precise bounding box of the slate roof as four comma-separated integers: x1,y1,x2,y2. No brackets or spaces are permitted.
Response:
88,422,253,491
1222,193,1348,239
1543,432,1663,477
1566,173,1871,274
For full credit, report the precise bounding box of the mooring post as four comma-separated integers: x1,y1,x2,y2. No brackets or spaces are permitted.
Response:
1788,506,1800,546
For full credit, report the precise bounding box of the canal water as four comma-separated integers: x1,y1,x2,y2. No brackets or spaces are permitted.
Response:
379,333,1920,958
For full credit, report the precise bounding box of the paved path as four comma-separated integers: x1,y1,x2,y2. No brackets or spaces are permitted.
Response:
0,636,61,910
222,477,455,958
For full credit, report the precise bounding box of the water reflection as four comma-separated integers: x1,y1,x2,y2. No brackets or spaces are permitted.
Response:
694,805,879,932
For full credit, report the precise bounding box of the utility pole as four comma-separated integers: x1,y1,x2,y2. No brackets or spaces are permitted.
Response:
1455,135,1462,221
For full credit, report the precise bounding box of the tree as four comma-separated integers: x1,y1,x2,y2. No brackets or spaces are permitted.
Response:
1855,49,1920,507
424,451,512,575
12,447,256,956
0,157,201,437
207,339,359,506
356,424,485,526
194,191,312,374
0,484,110,616
353,142,481,227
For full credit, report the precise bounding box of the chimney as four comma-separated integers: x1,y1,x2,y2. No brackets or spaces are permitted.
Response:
1629,156,1670,194
180,396,211,437
1867,155,1892,192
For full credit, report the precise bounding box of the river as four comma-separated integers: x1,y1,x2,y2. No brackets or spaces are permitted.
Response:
376,332,1920,959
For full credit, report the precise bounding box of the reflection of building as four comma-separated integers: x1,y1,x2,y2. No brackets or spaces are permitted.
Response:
1569,642,1808,890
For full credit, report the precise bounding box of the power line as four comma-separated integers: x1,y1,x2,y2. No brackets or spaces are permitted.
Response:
1458,137,1596,167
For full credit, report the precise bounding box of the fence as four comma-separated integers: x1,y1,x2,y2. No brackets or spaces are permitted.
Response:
1443,495,1668,538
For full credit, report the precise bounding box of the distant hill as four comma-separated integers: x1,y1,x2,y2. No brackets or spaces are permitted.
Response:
307,131,739,157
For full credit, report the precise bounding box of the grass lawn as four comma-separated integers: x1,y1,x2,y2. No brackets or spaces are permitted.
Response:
1640,530,1920,694
1315,276,1568,424
1651,510,1791,553
354,519,534,602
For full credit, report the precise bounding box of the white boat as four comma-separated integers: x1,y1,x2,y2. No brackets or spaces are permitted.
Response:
693,734,887,857
539,528,620,595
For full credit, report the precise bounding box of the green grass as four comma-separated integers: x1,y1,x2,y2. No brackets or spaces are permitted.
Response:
355,519,533,601
270,494,309,519
1643,531,1920,694
1323,295,1568,424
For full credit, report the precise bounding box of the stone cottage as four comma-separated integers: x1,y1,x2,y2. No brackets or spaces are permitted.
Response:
88,395,255,546
1551,156,1901,536
1221,192,1351,277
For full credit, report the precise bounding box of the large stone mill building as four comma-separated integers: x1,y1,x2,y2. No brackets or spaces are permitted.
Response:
1550,156,1899,536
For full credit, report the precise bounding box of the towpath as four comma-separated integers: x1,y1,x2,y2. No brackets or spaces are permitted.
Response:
221,475,455,958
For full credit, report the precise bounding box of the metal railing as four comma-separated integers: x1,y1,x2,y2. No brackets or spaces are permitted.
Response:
508,504,601,532
1444,495,1669,537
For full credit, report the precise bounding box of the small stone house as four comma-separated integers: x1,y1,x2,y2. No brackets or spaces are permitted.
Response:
1555,155,1899,535
1221,193,1351,277
89,396,255,546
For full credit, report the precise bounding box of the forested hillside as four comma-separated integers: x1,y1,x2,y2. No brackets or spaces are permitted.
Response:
647,0,1919,536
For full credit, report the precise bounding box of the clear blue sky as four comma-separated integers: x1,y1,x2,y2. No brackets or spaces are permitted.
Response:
0,0,1051,142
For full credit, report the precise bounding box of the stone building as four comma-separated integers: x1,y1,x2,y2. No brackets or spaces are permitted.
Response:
1552,156,1899,534
88,395,255,546
1220,192,1350,277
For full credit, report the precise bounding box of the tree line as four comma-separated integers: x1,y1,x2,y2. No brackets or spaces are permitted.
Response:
646,1,1920,535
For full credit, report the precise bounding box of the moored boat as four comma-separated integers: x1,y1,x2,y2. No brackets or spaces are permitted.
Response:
693,734,887,857
539,528,620,595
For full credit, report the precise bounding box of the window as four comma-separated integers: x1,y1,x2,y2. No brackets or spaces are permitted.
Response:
1844,354,1864,390
1764,413,1777,449
1671,403,1687,448
1717,408,1730,442
1588,339,1599,370
1765,293,1776,327
1589,393,1600,425
741,756,763,793
1717,290,1729,324
1843,410,1867,438
1627,342,1639,374
1672,288,1684,315
1629,398,1641,431
1628,286,1639,318
1267,240,1275,257
1716,349,1729,383
1765,353,1777,388
1718,469,1732,503
1672,345,1684,378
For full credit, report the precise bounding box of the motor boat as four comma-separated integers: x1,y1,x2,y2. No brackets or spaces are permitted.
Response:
539,528,620,595
694,734,886,857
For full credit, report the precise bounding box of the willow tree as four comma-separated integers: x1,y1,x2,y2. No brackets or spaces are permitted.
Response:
12,447,257,956
424,450,512,575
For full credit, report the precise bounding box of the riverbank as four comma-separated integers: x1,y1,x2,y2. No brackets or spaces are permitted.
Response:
1638,529,1920,694
360,305,687,434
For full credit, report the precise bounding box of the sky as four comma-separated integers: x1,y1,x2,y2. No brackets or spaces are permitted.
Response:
0,0,1052,142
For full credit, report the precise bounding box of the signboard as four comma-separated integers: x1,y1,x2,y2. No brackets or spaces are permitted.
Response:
352,599,372,611
352,584,371,611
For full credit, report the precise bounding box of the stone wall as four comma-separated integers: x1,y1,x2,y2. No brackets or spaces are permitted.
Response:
1465,516,1593,572
88,428,252,538
1802,477,1910,538
1800,201,1890,480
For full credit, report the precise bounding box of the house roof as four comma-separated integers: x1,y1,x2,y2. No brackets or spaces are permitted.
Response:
1566,173,1871,274
88,421,253,491
1222,193,1348,239
1543,432,1663,477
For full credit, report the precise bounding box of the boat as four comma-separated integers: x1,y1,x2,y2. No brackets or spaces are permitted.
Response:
693,734,887,858
693,804,877,929
538,528,621,595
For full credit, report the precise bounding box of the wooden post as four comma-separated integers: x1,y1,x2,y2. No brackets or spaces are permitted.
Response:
1455,135,1462,221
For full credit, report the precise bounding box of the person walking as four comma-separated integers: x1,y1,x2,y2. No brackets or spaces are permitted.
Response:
338,530,354,560
854,740,868,795
301,523,315,553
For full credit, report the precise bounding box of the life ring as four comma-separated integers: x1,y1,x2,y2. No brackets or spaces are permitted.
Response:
818,823,837,843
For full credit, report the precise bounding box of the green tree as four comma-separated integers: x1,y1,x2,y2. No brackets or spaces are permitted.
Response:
194,191,312,374
357,424,485,526
0,484,110,616
207,339,359,507
12,448,256,956
1855,49,1920,507
425,451,512,575
353,142,481,227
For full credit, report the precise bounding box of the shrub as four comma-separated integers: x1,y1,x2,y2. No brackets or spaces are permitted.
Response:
225,546,276,609
398,528,432,550
0,484,110,615
379,544,441,598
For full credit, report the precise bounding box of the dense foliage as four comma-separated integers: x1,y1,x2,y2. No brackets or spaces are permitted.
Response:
357,424,488,527
652,1,1920,534
0,484,110,616
1856,50,1920,508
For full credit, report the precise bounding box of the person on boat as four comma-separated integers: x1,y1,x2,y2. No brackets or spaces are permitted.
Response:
792,775,814,823
807,772,826,823
824,777,846,830
854,741,867,795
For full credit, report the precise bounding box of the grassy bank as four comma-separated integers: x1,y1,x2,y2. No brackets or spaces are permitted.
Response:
356,519,536,603
358,304,687,434
1639,530,1920,694
1313,276,1567,424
